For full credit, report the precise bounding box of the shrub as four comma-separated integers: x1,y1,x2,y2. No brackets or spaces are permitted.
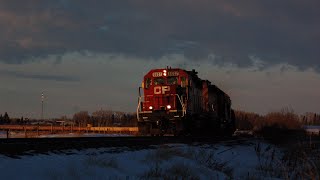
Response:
234,110,262,130
263,108,302,130
254,108,304,143
253,142,320,179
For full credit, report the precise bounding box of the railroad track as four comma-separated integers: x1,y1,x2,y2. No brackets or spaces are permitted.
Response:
0,136,253,158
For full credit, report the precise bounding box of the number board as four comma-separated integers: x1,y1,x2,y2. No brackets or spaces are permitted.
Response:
152,71,179,77
168,71,179,76
152,72,162,77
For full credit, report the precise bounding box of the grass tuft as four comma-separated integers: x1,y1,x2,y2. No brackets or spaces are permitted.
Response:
85,155,118,169
192,149,233,178
144,146,189,163
140,162,200,180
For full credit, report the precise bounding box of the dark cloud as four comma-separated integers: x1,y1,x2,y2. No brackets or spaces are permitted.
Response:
0,0,319,69
0,70,79,82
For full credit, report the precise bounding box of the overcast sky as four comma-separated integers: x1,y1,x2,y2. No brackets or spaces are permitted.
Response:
0,0,319,118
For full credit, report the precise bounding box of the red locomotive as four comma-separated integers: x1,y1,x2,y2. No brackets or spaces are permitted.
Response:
137,67,235,136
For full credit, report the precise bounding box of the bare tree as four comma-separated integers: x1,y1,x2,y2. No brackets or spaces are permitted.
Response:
72,111,90,127
92,109,113,126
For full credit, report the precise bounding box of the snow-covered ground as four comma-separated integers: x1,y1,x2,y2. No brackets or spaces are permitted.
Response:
0,140,285,179
1,131,318,179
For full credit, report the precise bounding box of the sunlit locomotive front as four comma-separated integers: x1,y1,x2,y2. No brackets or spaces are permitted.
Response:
137,67,235,136
137,68,187,135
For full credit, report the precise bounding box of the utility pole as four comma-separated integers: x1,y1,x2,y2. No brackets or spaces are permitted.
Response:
41,92,44,120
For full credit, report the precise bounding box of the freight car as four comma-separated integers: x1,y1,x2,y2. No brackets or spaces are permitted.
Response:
137,68,235,136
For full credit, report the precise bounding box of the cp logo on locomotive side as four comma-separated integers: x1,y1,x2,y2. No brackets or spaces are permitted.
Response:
154,86,170,94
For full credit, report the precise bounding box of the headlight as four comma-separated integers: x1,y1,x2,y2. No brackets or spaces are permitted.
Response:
166,105,171,109
163,70,167,76
149,106,153,110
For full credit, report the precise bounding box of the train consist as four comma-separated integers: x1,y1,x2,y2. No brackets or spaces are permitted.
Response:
137,68,235,136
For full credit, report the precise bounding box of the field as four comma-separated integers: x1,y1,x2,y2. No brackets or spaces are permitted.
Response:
0,134,319,179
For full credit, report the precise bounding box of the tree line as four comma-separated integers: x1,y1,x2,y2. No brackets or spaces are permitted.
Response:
72,110,137,127
0,110,137,126
0,112,10,124
2,109,319,128
301,112,320,126
235,108,320,131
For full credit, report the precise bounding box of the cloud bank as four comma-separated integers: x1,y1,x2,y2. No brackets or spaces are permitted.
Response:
0,1,319,70
1,52,319,118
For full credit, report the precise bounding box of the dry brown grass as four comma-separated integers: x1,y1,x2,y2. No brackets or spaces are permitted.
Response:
191,149,233,178
235,108,305,142
235,108,303,131
143,146,191,163
262,108,302,130
142,146,234,179
251,142,320,180
256,108,305,143
85,155,119,169
140,162,200,180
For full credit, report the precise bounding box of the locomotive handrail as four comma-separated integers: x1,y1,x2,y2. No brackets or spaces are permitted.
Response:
175,94,186,116
136,96,143,120
137,94,186,121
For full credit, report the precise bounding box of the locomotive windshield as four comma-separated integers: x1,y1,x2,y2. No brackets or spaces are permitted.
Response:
145,78,152,88
154,77,165,85
153,77,178,85
181,77,186,87
167,77,178,85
